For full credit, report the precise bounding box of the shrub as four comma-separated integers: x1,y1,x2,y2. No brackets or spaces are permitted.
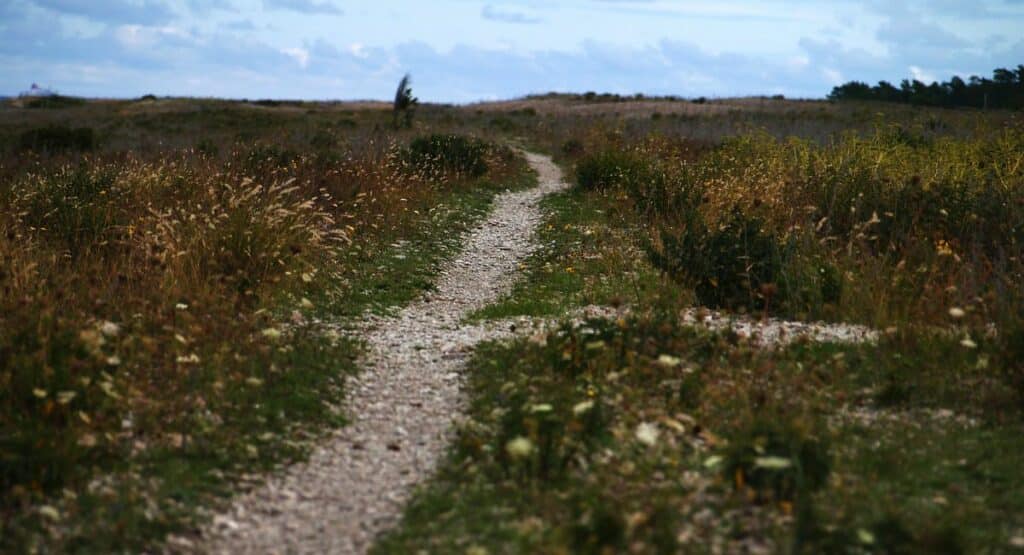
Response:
25,95,85,109
404,134,489,178
574,150,646,192
18,126,96,152
650,208,783,311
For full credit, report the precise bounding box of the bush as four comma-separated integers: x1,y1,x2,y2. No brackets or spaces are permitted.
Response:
574,150,647,192
650,208,784,311
25,95,85,109
18,126,96,152
404,134,489,178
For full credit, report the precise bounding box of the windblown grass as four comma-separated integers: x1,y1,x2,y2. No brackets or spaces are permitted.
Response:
0,98,526,551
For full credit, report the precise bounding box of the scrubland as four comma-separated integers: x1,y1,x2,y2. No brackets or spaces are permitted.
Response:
2,93,1022,553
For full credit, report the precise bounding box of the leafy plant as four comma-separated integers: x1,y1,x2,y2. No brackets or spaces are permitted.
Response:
404,134,489,178
18,125,96,152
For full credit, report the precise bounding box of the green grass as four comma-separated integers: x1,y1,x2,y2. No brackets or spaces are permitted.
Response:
468,187,682,322
5,331,358,553
376,316,1024,554
327,165,537,319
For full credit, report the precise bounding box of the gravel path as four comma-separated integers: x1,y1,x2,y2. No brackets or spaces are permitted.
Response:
200,152,568,554
198,150,879,554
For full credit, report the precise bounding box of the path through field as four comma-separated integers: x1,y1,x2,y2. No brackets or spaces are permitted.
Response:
201,152,569,554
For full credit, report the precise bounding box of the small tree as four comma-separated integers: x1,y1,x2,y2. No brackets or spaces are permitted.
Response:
392,73,418,129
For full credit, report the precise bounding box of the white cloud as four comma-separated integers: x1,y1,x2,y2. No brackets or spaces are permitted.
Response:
282,47,310,68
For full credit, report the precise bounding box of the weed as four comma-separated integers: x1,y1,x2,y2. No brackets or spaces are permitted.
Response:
18,125,96,152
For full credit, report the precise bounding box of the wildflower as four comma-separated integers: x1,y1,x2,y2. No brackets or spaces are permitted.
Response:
635,422,659,446
530,403,553,414
245,377,264,387
56,391,77,405
32,388,47,399
176,353,201,364
960,336,977,349
175,303,189,310
300,297,315,309
657,354,682,367
948,307,965,319
98,320,120,337
573,400,595,416
38,506,60,521
79,329,105,352
261,328,282,340
106,355,121,366
505,436,534,459
301,272,314,283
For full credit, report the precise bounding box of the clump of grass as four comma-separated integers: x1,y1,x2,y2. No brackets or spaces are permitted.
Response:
404,134,490,179
18,125,96,152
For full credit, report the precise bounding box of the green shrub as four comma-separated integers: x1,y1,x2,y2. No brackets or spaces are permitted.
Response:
650,208,783,311
404,134,489,178
25,95,86,109
574,150,646,192
18,126,96,152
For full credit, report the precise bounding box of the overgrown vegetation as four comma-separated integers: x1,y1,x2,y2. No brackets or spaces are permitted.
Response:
0,96,529,551
380,313,1020,553
383,97,1024,553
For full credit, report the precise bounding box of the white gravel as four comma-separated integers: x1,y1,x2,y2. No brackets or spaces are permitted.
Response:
199,152,568,554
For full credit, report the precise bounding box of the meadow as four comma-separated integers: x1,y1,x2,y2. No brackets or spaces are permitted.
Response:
1,93,1022,553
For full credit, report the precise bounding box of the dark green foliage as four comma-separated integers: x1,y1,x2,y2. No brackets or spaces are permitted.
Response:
651,209,783,310
241,144,298,176
18,125,96,152
722,418,830,502
405,134,489,178
829,64,1024,110
25,95,86,109
195,138,219,157
574,149,646,191
392,74,418,128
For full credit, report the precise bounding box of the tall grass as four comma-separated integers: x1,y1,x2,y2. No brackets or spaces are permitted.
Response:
0,124,519,548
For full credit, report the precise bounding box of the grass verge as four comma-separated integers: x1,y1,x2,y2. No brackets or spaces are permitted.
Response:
467,186,682,322
376,314,1024,554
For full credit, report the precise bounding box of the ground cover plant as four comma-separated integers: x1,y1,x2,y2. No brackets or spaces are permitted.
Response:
381,102,1024,552
0,97,531,552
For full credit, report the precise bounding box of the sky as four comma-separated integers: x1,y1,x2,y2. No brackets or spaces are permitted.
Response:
1,0,1023,102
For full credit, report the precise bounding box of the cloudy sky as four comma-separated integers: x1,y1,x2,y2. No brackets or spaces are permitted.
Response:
2,0,1022,102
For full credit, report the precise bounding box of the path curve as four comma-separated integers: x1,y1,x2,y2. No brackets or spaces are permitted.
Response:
200,152,567,554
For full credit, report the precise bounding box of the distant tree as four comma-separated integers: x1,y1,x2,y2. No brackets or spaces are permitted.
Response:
828,63,1024,110
392,73,418,129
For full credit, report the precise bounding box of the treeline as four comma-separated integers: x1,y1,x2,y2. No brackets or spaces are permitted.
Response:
829,65,1024,110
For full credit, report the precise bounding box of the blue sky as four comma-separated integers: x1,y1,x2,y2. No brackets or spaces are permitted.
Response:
2,0,1022,102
